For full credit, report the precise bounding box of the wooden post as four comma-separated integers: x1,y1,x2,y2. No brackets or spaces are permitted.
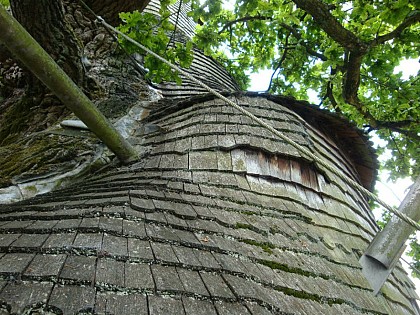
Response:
0,5,138,164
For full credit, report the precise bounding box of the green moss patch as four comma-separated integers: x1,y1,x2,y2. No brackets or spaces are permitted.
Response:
241,239,275,254
0,131,98,188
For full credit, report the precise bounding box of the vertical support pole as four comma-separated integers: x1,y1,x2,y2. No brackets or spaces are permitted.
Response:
0,5,138,164
360,176,420,295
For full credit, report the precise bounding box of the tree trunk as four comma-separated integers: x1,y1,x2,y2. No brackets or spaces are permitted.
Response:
0,0,150,143
0,0,151,190
0,0,87,136
10,0,85,88
0,1,418,314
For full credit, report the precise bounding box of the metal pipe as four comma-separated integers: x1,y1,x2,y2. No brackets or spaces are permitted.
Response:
0,5,138,164
360,176,420,295
366,177,420,266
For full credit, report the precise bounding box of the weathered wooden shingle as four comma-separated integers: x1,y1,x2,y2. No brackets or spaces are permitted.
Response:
199,272,236,299
148,295,186,315
60,255,96,284
48,285,96,315
125,262,154,290
24,254,66,278
96,293,148,315
128,238,154,261
0,93,416,314
152,265,184,293
0,282,53,314
0,253,34,274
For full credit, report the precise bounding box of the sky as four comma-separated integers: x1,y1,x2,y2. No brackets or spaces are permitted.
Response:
248,58,420,293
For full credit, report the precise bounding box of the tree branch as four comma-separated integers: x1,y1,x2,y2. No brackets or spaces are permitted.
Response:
322,67,340,112
217,15,328,61
381,125,420,141
371,11,420,47
267,33,291,92
378,119,419,129
342,52,363,106
218,15,272,34
279,23,328,61
84,0,151,26
218,0,419,143
292,0,367,52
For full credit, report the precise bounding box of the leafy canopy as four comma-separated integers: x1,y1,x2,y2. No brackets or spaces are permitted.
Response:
117,0,419,180
190,0,419,181
118,0,193,85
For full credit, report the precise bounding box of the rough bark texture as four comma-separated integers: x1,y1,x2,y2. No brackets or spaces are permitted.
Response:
11,0,85,87
0,0,152,191
85,0,151,26
0,0,239,199
0,0,151,143
292,0,367,52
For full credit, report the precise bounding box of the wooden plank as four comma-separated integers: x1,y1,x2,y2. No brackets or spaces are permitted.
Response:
127,239,154,261
148,295,185,315
49,284,95,315
0,234,20,247
96,258,124,287
10,234,48,249
24,254,66,278
102,234,128,257
0,253,34,274
176,268,209,296
123,220,147,238
73,233,103,250
125,262,154,290
182,297,217,315
60,255,96,283
96,292,148,315
151,265,184,292
99,217,123,234
0,282,53,314
199,272,235,299
42,233,76,250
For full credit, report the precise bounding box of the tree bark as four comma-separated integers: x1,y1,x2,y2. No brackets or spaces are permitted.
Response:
85,0,151,26
0,4,138,164
10,0,85,90
0,0,151,142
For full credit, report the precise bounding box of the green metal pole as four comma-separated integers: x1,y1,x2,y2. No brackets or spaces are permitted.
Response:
0,5,138,164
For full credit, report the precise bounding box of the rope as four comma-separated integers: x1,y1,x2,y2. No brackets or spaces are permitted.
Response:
84,8,419,231
402,256,420,277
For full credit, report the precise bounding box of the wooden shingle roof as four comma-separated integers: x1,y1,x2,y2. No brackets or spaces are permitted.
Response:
0,94,416,314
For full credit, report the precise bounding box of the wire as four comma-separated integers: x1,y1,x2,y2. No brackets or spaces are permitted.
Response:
402,256,420,277
77,0,420,231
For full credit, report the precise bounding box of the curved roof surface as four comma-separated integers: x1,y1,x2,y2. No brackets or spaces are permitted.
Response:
0,95,415,315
